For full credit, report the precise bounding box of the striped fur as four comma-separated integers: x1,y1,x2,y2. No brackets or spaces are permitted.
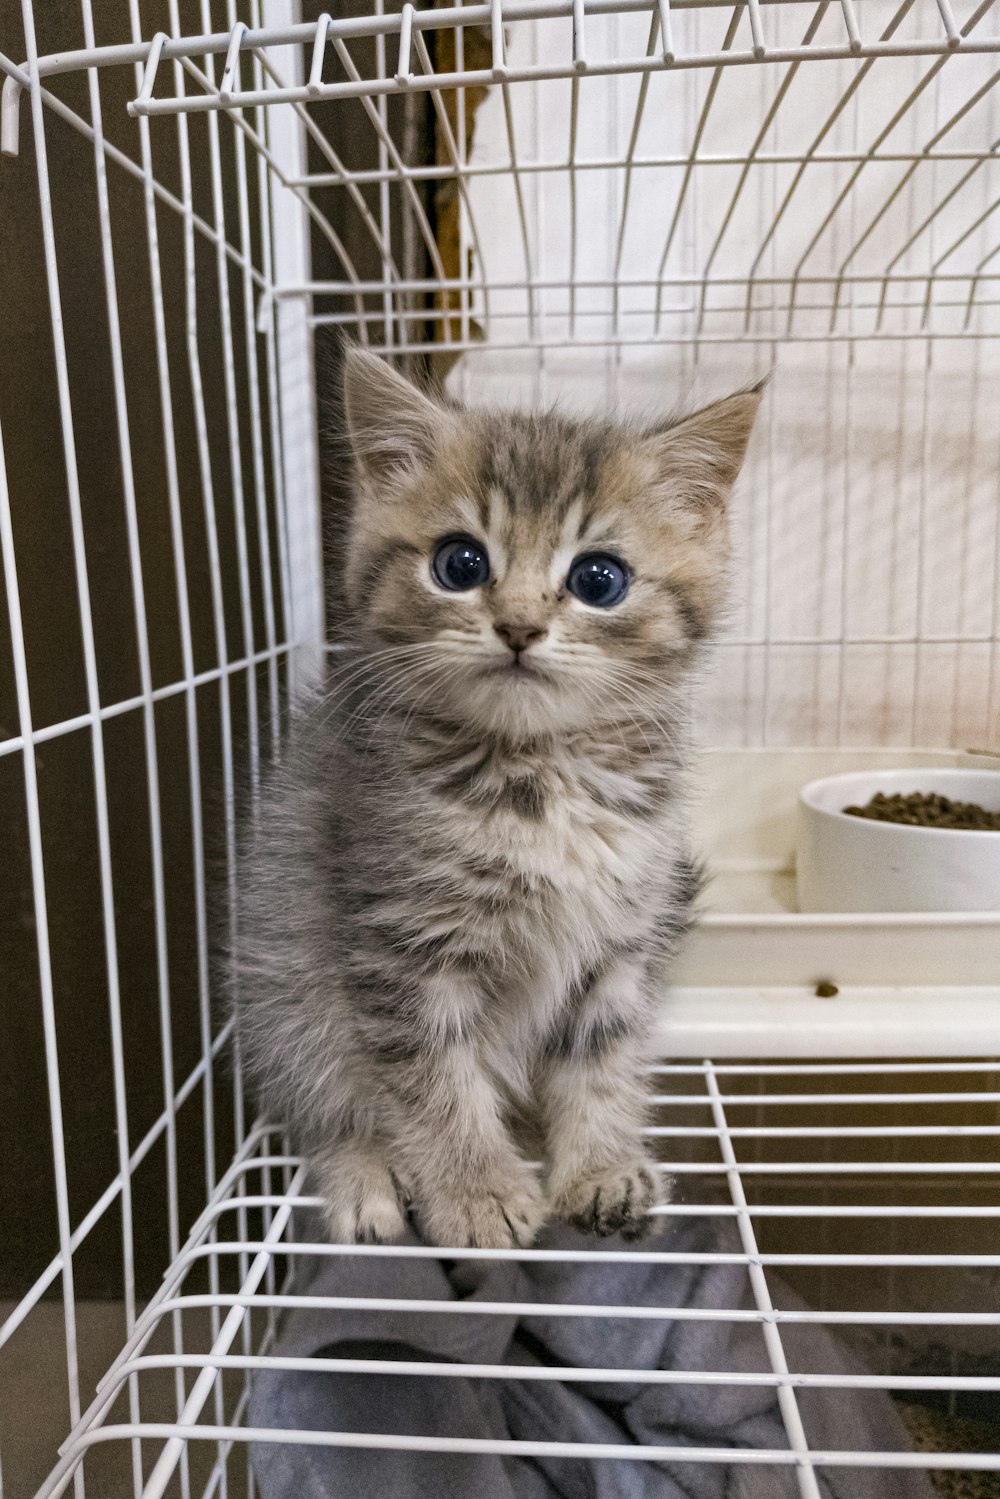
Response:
233,349,762,1248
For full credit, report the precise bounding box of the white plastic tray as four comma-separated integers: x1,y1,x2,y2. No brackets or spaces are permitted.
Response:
675,748,1000,989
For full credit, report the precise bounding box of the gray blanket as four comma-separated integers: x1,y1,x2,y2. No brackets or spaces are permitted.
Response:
249,1211,934,1499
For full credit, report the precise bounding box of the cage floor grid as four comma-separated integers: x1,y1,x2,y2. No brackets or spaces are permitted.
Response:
34,1058,1000,1499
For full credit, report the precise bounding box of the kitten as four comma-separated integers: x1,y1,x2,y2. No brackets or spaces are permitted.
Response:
234,348,763,1249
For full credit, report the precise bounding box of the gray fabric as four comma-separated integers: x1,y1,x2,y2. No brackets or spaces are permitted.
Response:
249,1212,934,1499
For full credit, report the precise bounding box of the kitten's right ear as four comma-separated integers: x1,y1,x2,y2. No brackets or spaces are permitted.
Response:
639,378,767,515
343,346,451,487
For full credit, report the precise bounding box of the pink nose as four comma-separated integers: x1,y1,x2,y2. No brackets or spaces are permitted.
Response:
494,622,547,653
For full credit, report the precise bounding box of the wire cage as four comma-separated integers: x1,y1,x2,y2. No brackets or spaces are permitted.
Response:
0,2,998,1497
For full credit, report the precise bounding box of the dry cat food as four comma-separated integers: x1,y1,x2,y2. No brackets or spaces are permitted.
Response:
843,791,1000,830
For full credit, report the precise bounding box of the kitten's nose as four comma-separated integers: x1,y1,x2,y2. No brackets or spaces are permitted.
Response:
494,621,547,654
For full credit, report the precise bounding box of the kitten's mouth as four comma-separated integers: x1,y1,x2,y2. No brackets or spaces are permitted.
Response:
485,656,550,681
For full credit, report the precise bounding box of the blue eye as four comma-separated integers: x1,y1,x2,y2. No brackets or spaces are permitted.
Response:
566,553,631,608
432,536,490,591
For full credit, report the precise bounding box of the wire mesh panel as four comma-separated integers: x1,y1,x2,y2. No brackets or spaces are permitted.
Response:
28,1060,1000,1498
1,3,999,1499
17,0,993,745
4,6,1000,750
0,3,318,1496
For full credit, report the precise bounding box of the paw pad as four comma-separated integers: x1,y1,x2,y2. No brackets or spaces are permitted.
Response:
558,1159,663,1239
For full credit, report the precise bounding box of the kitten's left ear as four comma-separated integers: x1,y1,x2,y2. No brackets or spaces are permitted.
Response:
640,378,767,512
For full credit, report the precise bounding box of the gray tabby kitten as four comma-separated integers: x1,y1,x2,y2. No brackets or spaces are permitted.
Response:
235,348,763,1249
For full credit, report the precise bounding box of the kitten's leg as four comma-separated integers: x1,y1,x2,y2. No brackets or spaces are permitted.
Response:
396,1041,547,1249
367,975,545,1249
314,1135,410,1245
539,955,665,1241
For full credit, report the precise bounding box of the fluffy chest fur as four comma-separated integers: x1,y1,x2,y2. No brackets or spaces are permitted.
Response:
372,722,685,1026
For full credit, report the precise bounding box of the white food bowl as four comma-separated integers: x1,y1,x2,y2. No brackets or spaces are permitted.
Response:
797,769,1000,913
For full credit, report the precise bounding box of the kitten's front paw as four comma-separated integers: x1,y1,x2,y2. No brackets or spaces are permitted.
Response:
420,1167,546,1249
551,1157,665,1241
316,1143,410,1245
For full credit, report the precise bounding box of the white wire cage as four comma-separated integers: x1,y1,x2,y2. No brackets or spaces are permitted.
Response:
0,2,998,1498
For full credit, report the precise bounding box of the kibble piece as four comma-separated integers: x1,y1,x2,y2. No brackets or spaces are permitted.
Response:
815,981,839,998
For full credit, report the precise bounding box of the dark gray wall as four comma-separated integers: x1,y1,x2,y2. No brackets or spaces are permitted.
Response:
0,0,278,1301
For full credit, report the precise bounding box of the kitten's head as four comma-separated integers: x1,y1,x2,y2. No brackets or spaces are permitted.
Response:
341,348,763,740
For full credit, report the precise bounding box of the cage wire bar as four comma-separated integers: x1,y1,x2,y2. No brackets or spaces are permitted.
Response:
1,1,1000,1497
